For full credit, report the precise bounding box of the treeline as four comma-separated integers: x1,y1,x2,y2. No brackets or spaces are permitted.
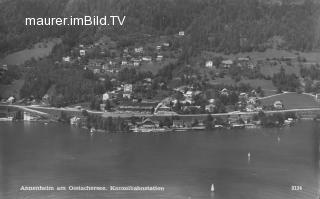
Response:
272,67,300,92
0,65,21,84
20,59,112,107
187,0,320,54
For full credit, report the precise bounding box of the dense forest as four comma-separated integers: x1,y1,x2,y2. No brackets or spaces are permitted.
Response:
0,0,319,56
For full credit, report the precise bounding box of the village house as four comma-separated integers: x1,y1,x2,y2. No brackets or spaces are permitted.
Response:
273,101,284,109
209,99,215,104
237,57,255,69
205,104,216,113
79,49,86,56
121,60,128,66
205,60,215,69
156,55,164,62
172,120,185,128
156,45,162,50
180,98,194,105
220,88,229,96
178,31,185,36
42,94,50,104
62,56,71,62
102,92,115,101
162,42,170,48
245,104,256,112
124,84,133,93
93,67,101,74
316,94,320,102
123,48,129,53
7,96,15,104
134,47,144,53
143,78,152,86
247,97,258,105
184,91,194,99
123,92,132,99
1,64,8,71
221,60,233,69
132,58,141,67
142,56,152,62
239,92,249,100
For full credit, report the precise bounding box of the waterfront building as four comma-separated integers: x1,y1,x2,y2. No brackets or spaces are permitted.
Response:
316,93,320,102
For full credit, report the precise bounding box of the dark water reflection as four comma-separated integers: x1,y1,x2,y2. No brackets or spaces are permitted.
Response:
0,121,319,199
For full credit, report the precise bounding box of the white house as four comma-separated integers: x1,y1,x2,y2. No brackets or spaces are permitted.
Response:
121,60,128,66
7,96,15,104
142,56,152,62
178,31,185,36
124,84,133,93
156,55,163,62
62,56,71,62
134,47,144,53
103,92,111,101
205,60,214,68
208,98,215,104
79,49,86,56
162,42,170,47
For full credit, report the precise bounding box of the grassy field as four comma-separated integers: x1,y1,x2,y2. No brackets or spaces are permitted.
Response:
204,49,320,63
260,93,320,109
0,38,61,66
210,76,276,90
139,58,177,74
259,62,300,77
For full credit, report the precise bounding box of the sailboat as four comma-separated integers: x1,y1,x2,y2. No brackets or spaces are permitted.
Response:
211,184,215,192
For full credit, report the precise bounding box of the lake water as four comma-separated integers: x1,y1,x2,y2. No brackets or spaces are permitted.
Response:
0,121,319,199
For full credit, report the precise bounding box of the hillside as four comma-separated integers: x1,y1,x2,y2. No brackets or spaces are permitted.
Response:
0,0,319,57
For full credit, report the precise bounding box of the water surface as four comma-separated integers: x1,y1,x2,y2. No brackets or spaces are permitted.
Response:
0,121,318,199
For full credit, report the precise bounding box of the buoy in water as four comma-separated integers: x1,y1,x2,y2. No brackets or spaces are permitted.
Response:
211,184,215,192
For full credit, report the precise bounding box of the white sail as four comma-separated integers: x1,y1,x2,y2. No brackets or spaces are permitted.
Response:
211,184,215,192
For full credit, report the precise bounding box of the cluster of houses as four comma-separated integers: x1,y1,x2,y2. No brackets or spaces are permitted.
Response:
205,57,256,70
61,39,171,76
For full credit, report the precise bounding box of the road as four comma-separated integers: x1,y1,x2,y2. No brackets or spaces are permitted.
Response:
2,104,320,118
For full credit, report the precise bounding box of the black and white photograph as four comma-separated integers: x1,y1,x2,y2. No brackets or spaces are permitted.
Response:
0,0,320,198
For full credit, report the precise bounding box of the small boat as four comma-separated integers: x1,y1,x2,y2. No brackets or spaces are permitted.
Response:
211,184,215,192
